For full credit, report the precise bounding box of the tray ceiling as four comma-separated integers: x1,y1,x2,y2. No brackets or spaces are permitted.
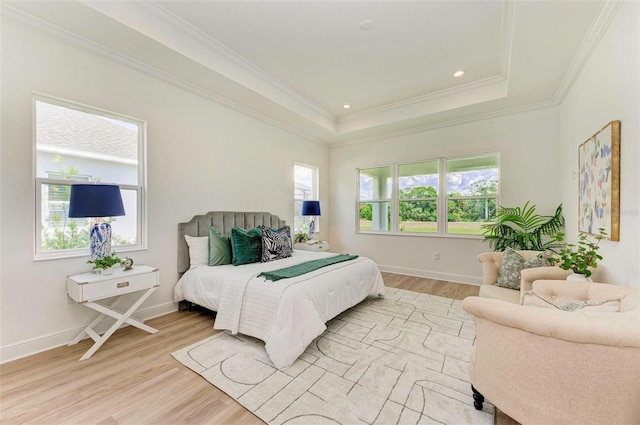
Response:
4,1,614,145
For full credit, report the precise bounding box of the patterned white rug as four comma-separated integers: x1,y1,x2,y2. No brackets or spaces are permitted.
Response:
172,287,494,425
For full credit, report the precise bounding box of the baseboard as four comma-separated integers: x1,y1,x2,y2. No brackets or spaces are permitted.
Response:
0,301,178,364
378,264,482,286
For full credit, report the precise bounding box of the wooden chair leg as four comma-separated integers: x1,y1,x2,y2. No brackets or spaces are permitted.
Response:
472,385,485,410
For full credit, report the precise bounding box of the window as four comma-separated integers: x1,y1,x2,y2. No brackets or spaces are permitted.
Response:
34,96,146,259
398,161,438,233
446,154,498,235
358,166,392,232
357,153,498,236
293,163,319,233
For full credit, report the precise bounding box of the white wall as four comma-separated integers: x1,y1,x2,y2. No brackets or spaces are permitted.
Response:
329,107,563,284
0,17,329,360
558,1,640,286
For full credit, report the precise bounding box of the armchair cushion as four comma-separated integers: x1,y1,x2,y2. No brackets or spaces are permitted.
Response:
521,290,621,312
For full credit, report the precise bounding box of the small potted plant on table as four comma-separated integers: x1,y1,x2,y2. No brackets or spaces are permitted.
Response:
294,231,310,244
553,229,606,281
87,253,122,275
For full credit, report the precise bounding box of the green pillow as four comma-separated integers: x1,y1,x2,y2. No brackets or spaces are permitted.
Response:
208,227,232,266
230,227,263,266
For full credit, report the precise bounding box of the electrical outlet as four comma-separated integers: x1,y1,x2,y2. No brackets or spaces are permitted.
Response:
433,252,440,260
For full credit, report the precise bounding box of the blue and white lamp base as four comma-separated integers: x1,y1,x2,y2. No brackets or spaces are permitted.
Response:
90,222,113,260
308,218,316,239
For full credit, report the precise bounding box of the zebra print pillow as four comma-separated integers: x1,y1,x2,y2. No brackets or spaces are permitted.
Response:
261,225,293,262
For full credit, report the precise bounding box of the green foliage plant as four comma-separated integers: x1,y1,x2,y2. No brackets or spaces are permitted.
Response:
553,229,605,278
481,201,565,251
294,232,310,243
87,253,122,270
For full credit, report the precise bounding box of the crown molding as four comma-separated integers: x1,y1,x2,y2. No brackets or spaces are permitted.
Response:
2,4,329,148
82,0,337,132
341,75,505,123
553,0,622,102
338,76,509,134
330,98,559,149
499,0,516,80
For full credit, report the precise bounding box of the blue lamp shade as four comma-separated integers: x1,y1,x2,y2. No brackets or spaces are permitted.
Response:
68,184,125,218
68,184,125,260
301,200,321,217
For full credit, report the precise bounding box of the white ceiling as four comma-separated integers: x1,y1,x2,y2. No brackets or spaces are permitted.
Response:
5,1,617,145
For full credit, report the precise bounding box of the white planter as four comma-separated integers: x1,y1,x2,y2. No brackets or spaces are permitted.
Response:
566,273,592,282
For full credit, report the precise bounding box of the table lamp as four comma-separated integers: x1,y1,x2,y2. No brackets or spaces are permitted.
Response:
68,184,125,259
301,200,321,238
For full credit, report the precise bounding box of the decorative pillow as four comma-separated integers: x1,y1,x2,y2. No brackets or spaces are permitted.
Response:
497,249,554,290
523,250,555,268
261,225,293,262
208,226,232,266
184,235,209,269
521,290,621,312
230,227,263,266
496,248,526,289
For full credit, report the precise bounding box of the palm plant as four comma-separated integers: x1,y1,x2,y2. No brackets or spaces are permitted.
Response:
482,202,564,251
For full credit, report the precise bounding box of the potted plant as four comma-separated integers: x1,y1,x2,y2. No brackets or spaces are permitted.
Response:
87,253,122,275
553,229,606,279
294,231,310,244
482,201,564,251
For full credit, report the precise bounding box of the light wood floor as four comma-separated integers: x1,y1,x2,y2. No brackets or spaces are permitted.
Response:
0,272,518,425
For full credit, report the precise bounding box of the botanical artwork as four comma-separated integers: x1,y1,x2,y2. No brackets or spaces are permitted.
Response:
578,120,620,241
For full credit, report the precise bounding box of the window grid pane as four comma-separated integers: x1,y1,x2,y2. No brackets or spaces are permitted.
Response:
359,166,392,201
39,182,139,252
358,201,391,232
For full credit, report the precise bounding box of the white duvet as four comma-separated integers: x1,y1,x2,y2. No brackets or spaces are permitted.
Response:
174,251,385,369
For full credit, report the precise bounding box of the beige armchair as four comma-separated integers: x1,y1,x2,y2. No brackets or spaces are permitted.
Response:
463,280,640,425
478,250,571,303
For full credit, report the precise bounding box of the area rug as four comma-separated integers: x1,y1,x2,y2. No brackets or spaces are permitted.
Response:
172,287,494,424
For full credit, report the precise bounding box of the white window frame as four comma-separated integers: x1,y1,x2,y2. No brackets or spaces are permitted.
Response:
294,162,319,233
356,152,499,238
33,94,147,260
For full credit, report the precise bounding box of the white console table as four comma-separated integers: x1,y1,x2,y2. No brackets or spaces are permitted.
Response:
67,265,159,361
294,241,330,252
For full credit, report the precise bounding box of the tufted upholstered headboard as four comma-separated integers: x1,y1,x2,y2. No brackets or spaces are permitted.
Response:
177,211,287,274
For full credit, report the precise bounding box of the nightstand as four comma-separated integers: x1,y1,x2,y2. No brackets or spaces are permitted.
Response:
294,241,330,252
67,265,159,360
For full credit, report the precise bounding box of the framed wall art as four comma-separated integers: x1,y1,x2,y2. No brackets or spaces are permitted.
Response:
578,120,620,241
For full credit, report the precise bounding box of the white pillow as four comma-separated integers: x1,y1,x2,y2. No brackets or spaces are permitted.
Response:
184,235,208,269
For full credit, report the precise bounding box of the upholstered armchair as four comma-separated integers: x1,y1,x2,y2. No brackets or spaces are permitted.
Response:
477,250,571,303
463,280,640,425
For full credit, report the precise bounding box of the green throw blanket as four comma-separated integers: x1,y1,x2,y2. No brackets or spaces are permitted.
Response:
258,254,359,282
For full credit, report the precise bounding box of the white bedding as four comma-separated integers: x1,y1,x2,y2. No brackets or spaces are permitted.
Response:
174,251,385,368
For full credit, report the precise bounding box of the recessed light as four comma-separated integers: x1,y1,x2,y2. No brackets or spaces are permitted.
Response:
359,20,373,31
453,70,466,78
343,104,351,109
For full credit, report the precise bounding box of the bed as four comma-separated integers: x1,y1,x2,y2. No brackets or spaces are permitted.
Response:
174,211,385,369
